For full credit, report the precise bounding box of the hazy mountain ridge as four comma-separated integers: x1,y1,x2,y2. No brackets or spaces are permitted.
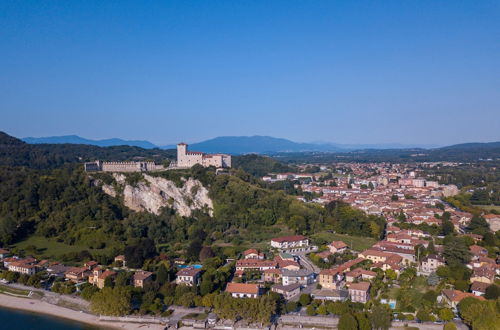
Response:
12,133,500,157
22,135,157,149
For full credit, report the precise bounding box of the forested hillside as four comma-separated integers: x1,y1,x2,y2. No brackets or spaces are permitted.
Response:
0,131,175,169
0,132,385,264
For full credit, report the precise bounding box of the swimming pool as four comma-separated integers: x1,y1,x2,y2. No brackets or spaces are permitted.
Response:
177,264,202,269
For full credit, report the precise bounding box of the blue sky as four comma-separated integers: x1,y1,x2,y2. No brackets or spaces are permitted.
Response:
1,1,499,145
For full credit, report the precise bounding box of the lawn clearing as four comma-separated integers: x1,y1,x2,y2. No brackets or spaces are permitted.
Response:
310,232,376,251
11,236,108,260
0,284,31,297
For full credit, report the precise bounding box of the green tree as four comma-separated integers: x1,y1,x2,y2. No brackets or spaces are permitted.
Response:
299,293,312,306
443,322,457,330
355,312,371,330
156,264,168,285
443,237,471,267
369,305,392,330
306,305,316,316
81,285,99,301
439,308,454,321
90,287,131,316
317,304,328,315
338,313,358,330
484,284,500,300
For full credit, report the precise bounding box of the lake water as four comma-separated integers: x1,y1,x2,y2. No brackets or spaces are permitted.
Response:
0,307,101,330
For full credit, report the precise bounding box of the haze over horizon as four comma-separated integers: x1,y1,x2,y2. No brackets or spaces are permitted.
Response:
2,1,500,145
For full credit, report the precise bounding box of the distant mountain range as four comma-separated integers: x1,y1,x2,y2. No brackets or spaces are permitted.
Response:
4,132,499,163
23,134,442,154
22,135,157,149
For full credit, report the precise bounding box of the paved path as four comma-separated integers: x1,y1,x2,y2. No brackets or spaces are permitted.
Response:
294,252,320,273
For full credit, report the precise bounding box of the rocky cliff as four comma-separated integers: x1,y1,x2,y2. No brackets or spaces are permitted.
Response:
98,173,213,217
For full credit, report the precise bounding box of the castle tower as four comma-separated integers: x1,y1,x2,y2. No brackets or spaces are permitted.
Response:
177,143,187,166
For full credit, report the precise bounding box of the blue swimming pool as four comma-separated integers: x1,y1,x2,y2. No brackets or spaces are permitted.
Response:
177,264,202,269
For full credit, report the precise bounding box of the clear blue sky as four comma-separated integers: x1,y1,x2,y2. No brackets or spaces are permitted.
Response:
1,1,499,145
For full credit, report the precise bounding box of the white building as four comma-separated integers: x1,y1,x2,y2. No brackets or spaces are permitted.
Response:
176,143,231,168
270,235,309,250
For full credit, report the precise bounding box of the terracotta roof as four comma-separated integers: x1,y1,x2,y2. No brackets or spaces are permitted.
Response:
243,249,258,255
348,281,371,291
133,271,153,281
236,260,277,268
331,241,348,249
470,281,489,293
320,268,341,276
98,270,116,280
226,282,260,294
442,289,485,303
177,267,202,277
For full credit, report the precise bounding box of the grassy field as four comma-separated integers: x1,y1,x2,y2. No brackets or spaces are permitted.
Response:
475,204,500,213
0,284,30,297
11,236,102,260
310,232,376,252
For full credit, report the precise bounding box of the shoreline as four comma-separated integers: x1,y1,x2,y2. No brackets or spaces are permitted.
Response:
0,293,164,330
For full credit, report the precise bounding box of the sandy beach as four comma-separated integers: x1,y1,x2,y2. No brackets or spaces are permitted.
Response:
0,294,165,330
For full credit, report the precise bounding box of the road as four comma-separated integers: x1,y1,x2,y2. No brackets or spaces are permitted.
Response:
294,252,320,273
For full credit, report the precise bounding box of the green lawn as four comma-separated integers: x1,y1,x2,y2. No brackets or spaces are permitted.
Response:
182,312,208,320
475,204,500,212
310,232,376,251
11,236,103,259
0,284,30,297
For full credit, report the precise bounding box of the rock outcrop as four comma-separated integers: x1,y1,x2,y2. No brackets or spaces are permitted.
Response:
100,173,213,217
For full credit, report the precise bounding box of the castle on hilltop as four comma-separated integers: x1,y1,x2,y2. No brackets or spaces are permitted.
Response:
83,143,231,172
176,143,231,168
84,161,164,172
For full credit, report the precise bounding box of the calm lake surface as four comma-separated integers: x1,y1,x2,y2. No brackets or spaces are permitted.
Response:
0,307,101,330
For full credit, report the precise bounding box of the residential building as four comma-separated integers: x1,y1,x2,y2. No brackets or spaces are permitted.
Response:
358,249,393,263
271,283,301,300
8,260,37,275
345,268,377,282
441,289,485,308
133,271,153,288
281,269,315,286
471,281,489,296
270,235,309,250
420,254,445,275
0,248,10,259
89,267,116,289
470,265,496,284
235,259,277,272
114,255,126,267
329,241,348,254
176,267,202,286
263,269,282,284
46,264,70,278
348,282,371,303
319,268,343,290
65,267,90,282
312,289,349,302
226,282,261,298
243,249,264,260
469,245,488,259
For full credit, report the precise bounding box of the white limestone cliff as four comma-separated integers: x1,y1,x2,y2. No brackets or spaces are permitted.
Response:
99,173,213,217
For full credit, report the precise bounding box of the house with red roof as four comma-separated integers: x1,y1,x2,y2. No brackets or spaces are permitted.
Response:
329,241,348,254
226,282,261,298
